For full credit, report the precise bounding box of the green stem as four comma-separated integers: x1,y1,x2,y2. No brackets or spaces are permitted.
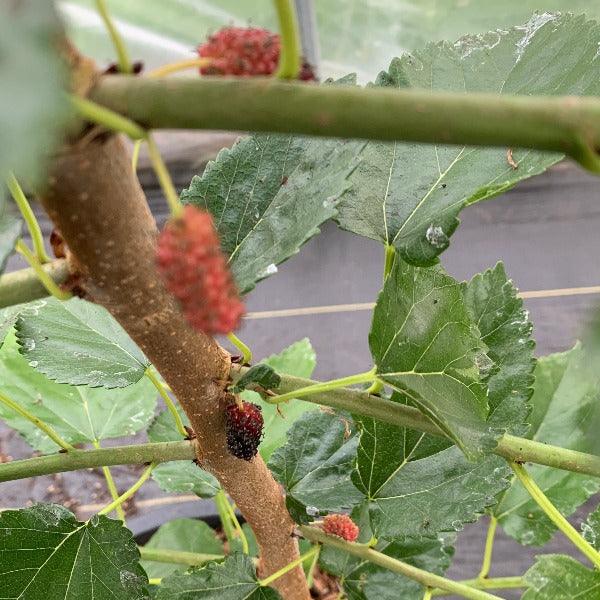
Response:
215,490,237,545
510,462,600,568
0,441,194,483
70,95,146,140
93,440,126,521
431,577,525,596
226,332,252,365
300,526,502,600
0,259,68,309
98,462,155,516
5,369,600,483
145,134,183,218
225,498,249,555
139,546,223,567
273,0,301,79
252,370,600,478
94,0,132,73
259,546,319,587
266,368,377,404
91,77,600,173
306,544,320,588
145,369,187,438
366,380,383,395
423,589,433,600
383,244,395,281
0,390,75,452
14,240,71,301
131,139,142,172
6,173,51,263
476,516,497,581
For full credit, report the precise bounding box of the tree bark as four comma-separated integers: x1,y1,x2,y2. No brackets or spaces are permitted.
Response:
38,132,309,599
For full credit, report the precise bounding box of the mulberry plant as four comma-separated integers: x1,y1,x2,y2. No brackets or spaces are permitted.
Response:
2,2,600,600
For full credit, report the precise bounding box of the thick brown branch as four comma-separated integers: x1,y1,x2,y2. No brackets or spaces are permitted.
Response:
38,133,308,599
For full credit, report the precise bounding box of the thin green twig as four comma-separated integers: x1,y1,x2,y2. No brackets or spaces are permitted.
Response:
476,516,497,581
145,369,187,438
70,95,146,140
510,462,600,569
306,544,320,588
145,135,183,218
131,139,142,172
266,368,377,404
14,240,71,301
300,526,502,600
138,546,223,566
259,546,319,587
215,490,249,554
94,0,132,73
214,489,237,545
93,440,126,521
98,462,155,516
0,390,75,452
273,0,301,79
6,173,50,263
226,498,249,555
431,576,525,596
227,332,252,365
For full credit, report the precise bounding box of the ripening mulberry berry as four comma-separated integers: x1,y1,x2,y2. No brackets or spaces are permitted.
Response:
197,26,316,80
156,205,245,334
225,400,264,460
322,514,359,542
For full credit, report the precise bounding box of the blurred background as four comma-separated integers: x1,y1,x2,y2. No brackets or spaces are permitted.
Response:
3,2,600,597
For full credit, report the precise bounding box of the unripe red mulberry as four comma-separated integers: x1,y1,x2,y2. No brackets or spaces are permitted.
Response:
198,26,316,80
322,514,359,542
156,206,245,334
225,400,264,460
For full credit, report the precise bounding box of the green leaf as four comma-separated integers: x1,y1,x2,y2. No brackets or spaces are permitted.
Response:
16,297,150,388
230,364,281,394
320,535,454,600
355,263,535,538
582,504,600,551
336,13,600,265
269,411,364,524
0,1,70,183
353,414,509,538
370,258,490,459
0,195,21,275
494,345,600,545
156,554,280,600
522,555,600,599
141,518,223,579
181,131,361,294
148,405,221,498
247,339,318,461
462,262,536,436
0,330,156,453
0,504,148,600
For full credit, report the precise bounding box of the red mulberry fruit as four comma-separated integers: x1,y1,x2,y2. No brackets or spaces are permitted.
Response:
322,514,359,542
156,205,245,334
198,26,316,80
225,400,264,460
